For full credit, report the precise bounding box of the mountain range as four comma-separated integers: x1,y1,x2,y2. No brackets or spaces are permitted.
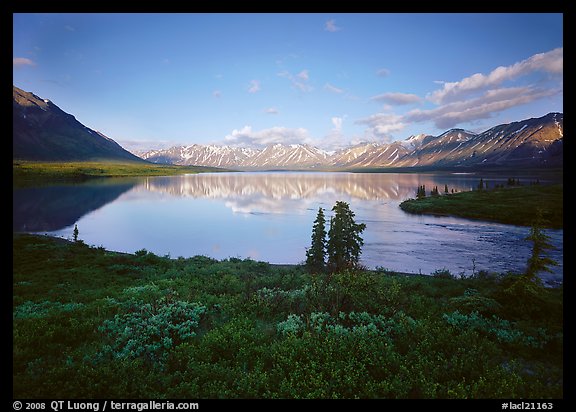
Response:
13,85,142,162
139,113,563,170
13,85,562,170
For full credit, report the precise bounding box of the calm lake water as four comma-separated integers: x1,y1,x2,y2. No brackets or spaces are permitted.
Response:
13,172,563,284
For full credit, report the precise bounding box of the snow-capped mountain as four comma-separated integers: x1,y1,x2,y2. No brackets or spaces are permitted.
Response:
393,113,563,168
139,143,332,169
137,113,563,170
139,144,259,169
393,129,477,167
329,142,411,168
400,133,434,150
243,144,330,168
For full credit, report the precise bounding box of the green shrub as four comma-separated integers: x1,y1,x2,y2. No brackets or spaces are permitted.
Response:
305,270,399,314
254,286,309,315
443,310,552,348
12,234,563,399
277,314,305,337
432,268,456,279
277,310,419,341
99,299,206,365
449,289,502,315
13,300,84,319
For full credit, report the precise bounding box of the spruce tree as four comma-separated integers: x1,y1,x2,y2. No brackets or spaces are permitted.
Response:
73,224,79,243
416,185,426,199
306,207,327,273
327,201,366,273
525,212,557,279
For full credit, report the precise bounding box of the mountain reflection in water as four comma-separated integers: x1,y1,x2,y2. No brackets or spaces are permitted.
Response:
13,172,563,284
136,172,475,214
13,178,137,232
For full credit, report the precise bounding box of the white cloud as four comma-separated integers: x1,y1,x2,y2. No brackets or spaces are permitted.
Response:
355,47,563,139
13,57,36,67
224,125,313,148
371,92,422,105
331,116,343,131
428,47,563,104
277,70,313,92
325,19,341,32
324,83,344,94
355,113,405,139
248,80,261,94
265,107,278,114
407,86,560,129
318,116,348,150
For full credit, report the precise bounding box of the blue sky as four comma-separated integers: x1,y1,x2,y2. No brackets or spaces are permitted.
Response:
13,13,563,152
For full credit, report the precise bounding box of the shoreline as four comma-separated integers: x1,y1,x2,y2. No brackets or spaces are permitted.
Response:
399,183,563,229
14,233,562,287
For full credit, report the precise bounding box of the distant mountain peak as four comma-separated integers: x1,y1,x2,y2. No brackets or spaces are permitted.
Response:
13,85,143,162
13,85,561,169
139,113,562,170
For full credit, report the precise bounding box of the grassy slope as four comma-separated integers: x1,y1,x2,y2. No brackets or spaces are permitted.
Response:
13,234,562,399
399,184,563,229
13,160,233,187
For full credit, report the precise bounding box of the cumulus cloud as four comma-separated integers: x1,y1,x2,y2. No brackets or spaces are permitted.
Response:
428,47,563,104
331,116,343,131
317,116,348,151
355,113,405,139
248,80,261,94
13,57,36,67
325,19,341,32
224,125,313,148
371,92,422,105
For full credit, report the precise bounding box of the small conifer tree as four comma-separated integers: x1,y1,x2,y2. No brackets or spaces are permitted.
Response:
327,201,366,273
416,185,426,199
73,224,79,243
306,208,327,273
525,211,558,280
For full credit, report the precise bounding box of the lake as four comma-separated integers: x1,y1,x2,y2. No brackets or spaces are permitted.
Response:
13,172,563,284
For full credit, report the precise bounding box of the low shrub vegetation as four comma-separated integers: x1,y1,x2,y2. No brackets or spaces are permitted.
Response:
13,234,562,398
400,183,562,229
